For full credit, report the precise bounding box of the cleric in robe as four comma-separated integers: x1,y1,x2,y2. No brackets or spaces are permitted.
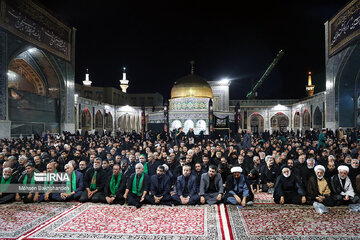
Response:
224,167,249,207
273,165,306,205
124,163,150,208
172,165,200,205
146,165,171,206
330,165,360,205
104,164,126,205
306,165,334,206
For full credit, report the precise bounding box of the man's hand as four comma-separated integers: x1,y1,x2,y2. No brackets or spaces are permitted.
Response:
280,196,285,204
44,193,50,201
344,195,350,201
234,195,241,205
27,193,32,200
140,196,145,202
15,193,21,201
88,190,94,199
216,194,222,201
200,196,205,204
33,194,39,202
301,196,306,204
106,196,114,204
241,198,246,207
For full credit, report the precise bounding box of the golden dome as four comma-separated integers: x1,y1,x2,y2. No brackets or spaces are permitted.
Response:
171,74,214,99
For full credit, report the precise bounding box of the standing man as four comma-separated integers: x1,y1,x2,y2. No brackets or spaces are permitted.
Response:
242,129,252,150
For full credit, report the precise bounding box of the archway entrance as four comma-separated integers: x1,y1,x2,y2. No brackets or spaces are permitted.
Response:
250,113,264,133
271,112,289,132
303,110,311,131
313,107,323,130
294,112,300,131
8,48,61,136
81,108,92,131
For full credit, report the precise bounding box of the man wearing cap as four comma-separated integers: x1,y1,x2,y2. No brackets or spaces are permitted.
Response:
330,165,360,205
199,165,224,204
273,166,306,204
306,165,334,206
224,166,249,207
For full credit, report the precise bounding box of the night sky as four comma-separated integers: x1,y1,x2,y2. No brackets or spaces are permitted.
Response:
38,0,346,101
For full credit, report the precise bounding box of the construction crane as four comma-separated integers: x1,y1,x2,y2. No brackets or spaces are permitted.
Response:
246,50,284,99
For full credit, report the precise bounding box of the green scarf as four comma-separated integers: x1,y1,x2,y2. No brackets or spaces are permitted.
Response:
0,176,12,192
109,173,122,195
143,162,148,174
132,173,144,196
66,171,77,194
90,170,97,191
23,174,35,186
44,169,57,186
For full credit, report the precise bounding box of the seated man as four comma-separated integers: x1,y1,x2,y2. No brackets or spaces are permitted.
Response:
0,167,19,204
80,157,106,203
224,167,249,207
58,163,84,201
199,165,224,205
260,155,279,194
146,165,171,206
331,165,360,205
39,162,61,202
306,165,334,206
273,166,306,205
19,163,40,203
172,165,199,205
104,164,126,205
123,163,150,208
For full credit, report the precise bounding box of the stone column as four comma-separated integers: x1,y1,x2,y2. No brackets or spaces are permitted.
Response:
0,31,11,139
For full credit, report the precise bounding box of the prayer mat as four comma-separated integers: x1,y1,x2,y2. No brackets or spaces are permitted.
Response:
0,202,77,240
24,203,224,240
253,192,275,204
226,204,360,239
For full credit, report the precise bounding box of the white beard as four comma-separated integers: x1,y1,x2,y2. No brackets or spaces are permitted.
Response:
283,172,291,178
317,176,324,180
307,165,314,169
2,174,10,180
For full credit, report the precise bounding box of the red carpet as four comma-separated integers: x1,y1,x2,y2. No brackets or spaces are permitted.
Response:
24,203,223,240
253,192,274,204
0,203,75,240
226,204,360,239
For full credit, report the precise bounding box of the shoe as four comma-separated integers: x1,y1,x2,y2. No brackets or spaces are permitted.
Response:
136,204,141,209
237,205,243,209
246,201,254,206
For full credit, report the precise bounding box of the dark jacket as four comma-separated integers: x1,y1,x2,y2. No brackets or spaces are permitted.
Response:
225,174,249,197
83,168,105,192
126,173,150,194
274,174,306,198
149,174,171,197
104,173,126,197
175,174,198,197
199,173,224,196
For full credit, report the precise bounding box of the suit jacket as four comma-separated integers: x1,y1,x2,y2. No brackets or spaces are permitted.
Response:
175,174,198,197
83,168,105,192
199,173,224,196
149,174,170,197
225,174,249,197
61,170,84,198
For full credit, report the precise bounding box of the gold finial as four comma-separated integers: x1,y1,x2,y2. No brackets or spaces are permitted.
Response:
190,60,195,75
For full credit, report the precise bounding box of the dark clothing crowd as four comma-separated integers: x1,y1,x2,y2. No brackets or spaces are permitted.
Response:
0,127,360,208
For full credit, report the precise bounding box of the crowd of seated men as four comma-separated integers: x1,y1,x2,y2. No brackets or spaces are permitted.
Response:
0,128,359,208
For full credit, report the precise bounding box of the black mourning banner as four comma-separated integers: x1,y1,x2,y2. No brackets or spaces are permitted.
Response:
213,115,229,128
0,0,72,61
329,0,360,56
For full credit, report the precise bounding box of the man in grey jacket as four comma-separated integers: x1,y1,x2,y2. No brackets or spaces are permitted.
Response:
199,165,224,204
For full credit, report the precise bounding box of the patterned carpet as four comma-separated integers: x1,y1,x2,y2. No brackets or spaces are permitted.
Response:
253,192,275,204
0,202,76,240
227,204,360,240
0,202,359,240
23,203,223,240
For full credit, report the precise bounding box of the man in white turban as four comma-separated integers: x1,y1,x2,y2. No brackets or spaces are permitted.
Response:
306,165,334,206
224,166,249,207
330,165,360,205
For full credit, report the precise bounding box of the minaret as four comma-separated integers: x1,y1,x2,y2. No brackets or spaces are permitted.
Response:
190,60,195,75
305,71,315,96
120,67,129,93
83,69,92,86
